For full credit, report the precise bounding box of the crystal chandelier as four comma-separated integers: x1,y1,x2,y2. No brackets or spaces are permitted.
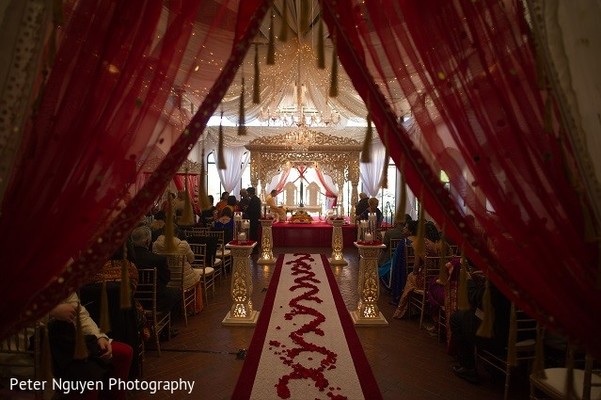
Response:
258,82,341,128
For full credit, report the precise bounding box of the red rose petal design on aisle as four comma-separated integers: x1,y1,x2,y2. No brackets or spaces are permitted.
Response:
267,253,345,399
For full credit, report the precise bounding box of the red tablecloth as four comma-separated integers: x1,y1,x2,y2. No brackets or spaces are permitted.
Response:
269,221,357,248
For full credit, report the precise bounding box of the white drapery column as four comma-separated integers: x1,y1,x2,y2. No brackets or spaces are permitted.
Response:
359,143,387,197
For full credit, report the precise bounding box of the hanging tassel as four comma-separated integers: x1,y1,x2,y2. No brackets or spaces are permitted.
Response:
238,77,247,135
217,115,227,170
40,325,54,381
317,16,325,69
531,323,547,379
120,245,131,309
534,44,547,90
506,303,518,366
329,33,338,97
73,303,88,360
198,146,211,210
253,44,261,104
300,0,310,34
48,0,64,65
564,344,578,400
543,95,553,133
279,0,288,42
99,280,111,333
164,197,177,253
597,242,601,289
476,278,494,338
380,132,390,189
414,199,426,257
458,250,470,311
360,114,373,163
394,164,407,224
267,10,275,65
181,173,196,225
438,230,449,284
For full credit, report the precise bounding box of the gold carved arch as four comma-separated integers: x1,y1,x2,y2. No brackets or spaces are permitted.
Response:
245,127,362,210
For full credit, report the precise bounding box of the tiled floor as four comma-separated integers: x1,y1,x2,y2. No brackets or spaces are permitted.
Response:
137,247,530,400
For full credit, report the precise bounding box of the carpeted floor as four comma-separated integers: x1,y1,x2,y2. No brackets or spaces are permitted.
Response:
233,253,381,400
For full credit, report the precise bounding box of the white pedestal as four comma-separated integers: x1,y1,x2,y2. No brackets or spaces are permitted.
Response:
222,241,259,326
329,219,348,266
258,219,276,265
351,242,388,326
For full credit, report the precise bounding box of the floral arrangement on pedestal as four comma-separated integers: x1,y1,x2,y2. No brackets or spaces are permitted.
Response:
289,209,313,224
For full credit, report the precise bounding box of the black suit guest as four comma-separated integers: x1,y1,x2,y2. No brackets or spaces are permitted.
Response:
245,187,262,246
130,226,181,315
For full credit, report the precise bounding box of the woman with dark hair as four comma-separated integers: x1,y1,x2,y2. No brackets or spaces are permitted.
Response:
214,206,234,243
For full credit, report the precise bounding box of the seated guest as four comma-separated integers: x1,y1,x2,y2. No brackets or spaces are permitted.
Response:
214,207,234,244
358,197,383,229
130,226,181,315
225,195,239,214
425,256,461,350
393,220,441,319
266,189,287,221
355,192,369,217
48,292,133,400
200,195,216,227
449,276,511,384
152,232,201,292
82,242,145,377
378,218,407,265
214,191,229,217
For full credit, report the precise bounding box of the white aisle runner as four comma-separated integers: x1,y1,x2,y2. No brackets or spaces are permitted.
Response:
232,253,382,400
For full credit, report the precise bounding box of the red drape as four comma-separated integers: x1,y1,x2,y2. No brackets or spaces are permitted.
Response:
321,0,599,357
315,167,337,206
0,0,270,339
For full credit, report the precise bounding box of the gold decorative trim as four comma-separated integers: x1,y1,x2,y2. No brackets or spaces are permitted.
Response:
140,158,202,174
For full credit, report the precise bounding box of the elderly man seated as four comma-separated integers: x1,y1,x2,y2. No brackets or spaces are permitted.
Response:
266,189,287,222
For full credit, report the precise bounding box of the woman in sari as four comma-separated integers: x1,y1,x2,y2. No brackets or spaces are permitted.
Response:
393,220,441,319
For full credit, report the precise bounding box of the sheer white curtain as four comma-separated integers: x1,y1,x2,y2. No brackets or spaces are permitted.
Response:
532,0,601,228
213,146,250,196
359,143,387,197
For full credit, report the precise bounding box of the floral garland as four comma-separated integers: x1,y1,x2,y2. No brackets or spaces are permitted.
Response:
268,254,347,399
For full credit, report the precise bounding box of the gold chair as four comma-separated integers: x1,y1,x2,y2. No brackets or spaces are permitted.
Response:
184,226,210,240
530,346,601,400
189,243,216,305
404,241,416,277
476,304,538,400
135,268,171,356
167,254,198,327
0,322,42,388
203,230,229,278
408,255,441,329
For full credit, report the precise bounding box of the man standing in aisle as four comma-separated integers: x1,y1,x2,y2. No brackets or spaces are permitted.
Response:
245,187,262,252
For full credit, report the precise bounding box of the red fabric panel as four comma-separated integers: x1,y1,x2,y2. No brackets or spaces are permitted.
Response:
321,0,599,357
0,0,271,340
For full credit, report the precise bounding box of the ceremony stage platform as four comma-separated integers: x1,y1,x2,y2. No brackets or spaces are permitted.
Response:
269,221,357,248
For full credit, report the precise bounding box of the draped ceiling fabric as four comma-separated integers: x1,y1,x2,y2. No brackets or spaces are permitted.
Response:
1,0,600,360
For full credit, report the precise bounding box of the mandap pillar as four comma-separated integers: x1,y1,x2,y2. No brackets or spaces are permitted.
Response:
351,241,388,326
329,218,347,266
257,218,276,264
222,240,259,325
